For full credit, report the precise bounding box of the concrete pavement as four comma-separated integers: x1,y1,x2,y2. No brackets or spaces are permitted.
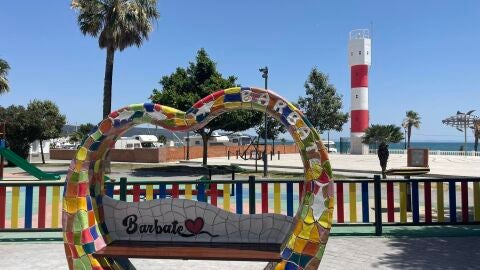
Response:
0,236,479,269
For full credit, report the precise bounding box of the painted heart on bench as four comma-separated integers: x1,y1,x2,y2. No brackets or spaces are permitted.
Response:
185,217,204,235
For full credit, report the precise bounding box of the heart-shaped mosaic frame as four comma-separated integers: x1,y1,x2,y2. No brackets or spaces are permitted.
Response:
62,87,334,270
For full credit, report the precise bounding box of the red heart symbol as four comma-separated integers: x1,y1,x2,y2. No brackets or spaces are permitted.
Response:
185,217,204,235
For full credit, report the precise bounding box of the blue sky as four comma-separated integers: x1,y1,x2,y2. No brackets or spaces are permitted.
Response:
1,1,479,142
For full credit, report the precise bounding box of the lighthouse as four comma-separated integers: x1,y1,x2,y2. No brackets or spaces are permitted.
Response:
349,29,371,154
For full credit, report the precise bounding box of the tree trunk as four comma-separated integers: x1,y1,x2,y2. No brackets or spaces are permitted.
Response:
103,47,115,119
272,138,275,154
39,139,45,164
200,130,212,166
103,47,115,173
407,124,412,149
378,143,389,179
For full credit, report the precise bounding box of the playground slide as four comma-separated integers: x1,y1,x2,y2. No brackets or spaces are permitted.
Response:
0,148,61,180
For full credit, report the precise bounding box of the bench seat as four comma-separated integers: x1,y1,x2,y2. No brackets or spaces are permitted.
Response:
93,241,282,261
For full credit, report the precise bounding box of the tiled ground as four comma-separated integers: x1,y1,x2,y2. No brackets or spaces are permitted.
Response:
1,236,479,269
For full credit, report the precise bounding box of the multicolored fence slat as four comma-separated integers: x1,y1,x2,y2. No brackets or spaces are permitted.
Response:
449,181,457,223
236,182,243,214
146,185,153,201
210,184,217,207
412,182,419,224
274,183,281,214
437,182,445,222
51,186,60,228
0,186,5,229
261,183,268,214
474,182,480,221
336,183,344,223
399,183,407,223
461,181,468,222
386,182,394,222
24,186,33,229
424,182,432,223
361,182,369,223
185,184,192,200
349,183,357,223
223,183,231,211
11,186,20,228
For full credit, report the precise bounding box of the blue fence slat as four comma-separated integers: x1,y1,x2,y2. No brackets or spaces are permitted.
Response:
412,182,420,223
236,183,243,214
159,184,166,199
24,186,33,229
197,183,206,202
361,182,369,223
105,184,114,198
287,182,293,216
449,180,457,222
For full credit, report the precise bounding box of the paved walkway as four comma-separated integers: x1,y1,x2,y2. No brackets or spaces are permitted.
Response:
188,153,480,177
0,236,479,269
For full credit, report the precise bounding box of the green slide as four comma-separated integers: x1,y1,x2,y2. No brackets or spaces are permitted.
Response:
0,148,61,180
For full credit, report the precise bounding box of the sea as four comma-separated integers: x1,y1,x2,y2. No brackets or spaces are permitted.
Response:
386,142,477,151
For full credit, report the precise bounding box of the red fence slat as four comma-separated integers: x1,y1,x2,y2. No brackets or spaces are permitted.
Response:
336,182,344,223
172,184,180,199
38,186,47,228
133,185,140,202
0,186,5,229
261,183,268,213
299,182,304,202
387,182,394,222
210,184,217,206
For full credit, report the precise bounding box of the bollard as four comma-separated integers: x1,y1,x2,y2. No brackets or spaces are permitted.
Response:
228,151,230,160
278,151,280,160
236,150,239,159
208,168,212,180
270,151,273,161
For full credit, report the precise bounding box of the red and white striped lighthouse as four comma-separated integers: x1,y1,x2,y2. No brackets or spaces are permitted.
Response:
349,29,371,154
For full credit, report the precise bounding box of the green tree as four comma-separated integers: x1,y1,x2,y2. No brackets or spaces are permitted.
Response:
27,100,66,163
402,110,421,149
0,105,37,159
151,49,262,165
69,123,95,144
158,134,167,144
297,68,349,148
71,0,160,118
362,124,404,179
255,117,286,154
0,59,10,95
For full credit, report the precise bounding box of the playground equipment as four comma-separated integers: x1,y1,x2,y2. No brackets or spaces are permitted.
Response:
0,122,60,180
63,87,334,270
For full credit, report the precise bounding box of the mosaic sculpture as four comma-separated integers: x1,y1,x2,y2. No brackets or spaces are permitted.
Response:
62,87,334,270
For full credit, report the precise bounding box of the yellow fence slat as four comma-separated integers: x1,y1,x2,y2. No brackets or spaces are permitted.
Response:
437,182,444,222
223,184,231,212
185,184,192,200
51,186,60,228
399,183,407,223
274,183,281,214
474,182,480,221
11,187,20,228
349,183,357,223
146,185,153,201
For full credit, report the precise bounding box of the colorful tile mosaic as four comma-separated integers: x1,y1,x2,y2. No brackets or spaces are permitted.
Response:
62,87,334,269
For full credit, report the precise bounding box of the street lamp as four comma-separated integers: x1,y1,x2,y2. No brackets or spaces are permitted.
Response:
259,66,268,177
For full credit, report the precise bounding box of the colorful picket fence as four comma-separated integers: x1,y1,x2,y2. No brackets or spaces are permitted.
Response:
1,176,480,233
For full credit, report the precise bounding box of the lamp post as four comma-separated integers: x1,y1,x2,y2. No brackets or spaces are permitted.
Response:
259,66,268,177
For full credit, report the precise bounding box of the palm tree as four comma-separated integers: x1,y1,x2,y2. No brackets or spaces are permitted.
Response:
402,110,421,149
363,124,404,179
0,58,10,95
71,0,160,118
